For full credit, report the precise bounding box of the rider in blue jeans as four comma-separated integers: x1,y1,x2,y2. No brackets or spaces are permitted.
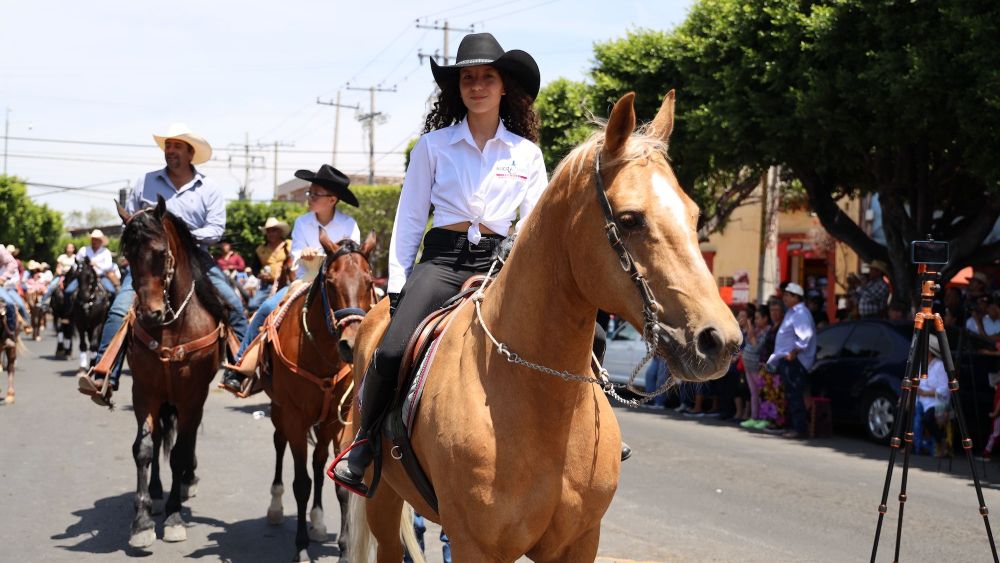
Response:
0,244,27,341
76,123,249,407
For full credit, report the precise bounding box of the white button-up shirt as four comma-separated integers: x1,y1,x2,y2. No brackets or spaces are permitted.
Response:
918,358,950,411
289,210,361,280
76,245,115,275
386,119,548,294
768,301,817,370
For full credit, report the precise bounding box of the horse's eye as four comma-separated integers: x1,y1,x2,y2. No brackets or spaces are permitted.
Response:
618,212,645,230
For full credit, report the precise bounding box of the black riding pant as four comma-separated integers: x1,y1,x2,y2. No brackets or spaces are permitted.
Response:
360,228,504,425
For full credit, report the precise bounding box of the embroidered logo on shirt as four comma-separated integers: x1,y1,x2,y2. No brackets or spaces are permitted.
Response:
495,160,527,180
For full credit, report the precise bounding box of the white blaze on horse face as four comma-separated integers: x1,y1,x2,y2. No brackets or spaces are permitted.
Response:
651,172,702,264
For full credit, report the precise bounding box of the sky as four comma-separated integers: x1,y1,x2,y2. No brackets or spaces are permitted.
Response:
0,0,694,218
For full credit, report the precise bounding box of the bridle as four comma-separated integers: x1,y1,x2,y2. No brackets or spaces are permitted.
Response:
472,145,674,405
124,208,196,327
301,243,372,343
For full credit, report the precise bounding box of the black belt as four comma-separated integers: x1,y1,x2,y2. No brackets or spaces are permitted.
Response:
423,228,505,252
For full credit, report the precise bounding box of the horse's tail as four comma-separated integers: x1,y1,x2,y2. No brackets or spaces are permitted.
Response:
158,404,177,460
347,496,425,563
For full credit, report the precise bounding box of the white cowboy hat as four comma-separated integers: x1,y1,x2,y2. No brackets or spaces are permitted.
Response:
89,229,109,244
153,122,213,165
784,282,805,297
5,244,17,255
259,217,291,237
26,260,40,270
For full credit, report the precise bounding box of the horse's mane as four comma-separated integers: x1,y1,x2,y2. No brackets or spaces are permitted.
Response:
124,209,231,323
551,121,669,183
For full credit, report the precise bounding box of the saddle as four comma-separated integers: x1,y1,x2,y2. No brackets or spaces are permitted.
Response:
373,275,491,513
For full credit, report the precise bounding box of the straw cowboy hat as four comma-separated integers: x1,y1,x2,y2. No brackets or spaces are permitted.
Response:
153,123,213,165
26,260,40,271
294,164,359,207
784,282,805,297
89,229,109,245
259,217,291,237
430,32,541,99
5,244,18,256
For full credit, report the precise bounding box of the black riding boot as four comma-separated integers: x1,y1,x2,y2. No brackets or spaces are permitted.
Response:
332,351,394,494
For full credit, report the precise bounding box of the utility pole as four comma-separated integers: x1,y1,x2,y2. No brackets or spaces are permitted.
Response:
416,20,475,66
316,92,359,166
3,107,10,176
227,133,265,200
347,85,396,184
256,141,294,194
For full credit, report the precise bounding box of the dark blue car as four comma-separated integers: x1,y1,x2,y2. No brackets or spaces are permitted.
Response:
808,320,998,445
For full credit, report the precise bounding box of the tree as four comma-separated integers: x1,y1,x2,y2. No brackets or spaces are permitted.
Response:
664,0,1000,304
0,175,65,263
535,30,763,238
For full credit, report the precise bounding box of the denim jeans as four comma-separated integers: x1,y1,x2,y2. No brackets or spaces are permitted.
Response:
65,276,117,296
94,264,249,383
234,285,289,361
912,401,934,454
778,358,809,434
403,513,451,563
247,283,272,313
0,287,28,325
644,356,669,407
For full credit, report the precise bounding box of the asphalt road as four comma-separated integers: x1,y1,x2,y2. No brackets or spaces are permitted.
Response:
3,334,1000,562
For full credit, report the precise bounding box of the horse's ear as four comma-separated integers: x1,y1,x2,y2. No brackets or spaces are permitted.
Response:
360,230,377,259
115,200,131,223
318,227,339,255
154,194,167,219
649,89,676,143
604,92,637,158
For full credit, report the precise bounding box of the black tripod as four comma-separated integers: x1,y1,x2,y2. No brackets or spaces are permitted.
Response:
871,264,998,562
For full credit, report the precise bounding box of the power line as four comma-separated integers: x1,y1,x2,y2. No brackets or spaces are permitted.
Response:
474,0,562,24
346,85,397,184
316,93,361,166
416,0,494,20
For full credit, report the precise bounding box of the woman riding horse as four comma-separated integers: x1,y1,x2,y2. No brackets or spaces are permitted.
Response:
333,32,552,492
221,164,361,395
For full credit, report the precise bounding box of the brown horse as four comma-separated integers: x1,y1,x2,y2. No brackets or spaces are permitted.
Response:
260,230,377,562
345,91,742,562
24,287,45,341
0,305,19,404
116,197,231,548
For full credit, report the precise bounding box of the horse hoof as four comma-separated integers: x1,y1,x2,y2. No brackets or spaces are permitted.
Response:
128,528,156,548
181,482,198,500
294,548,310,562
163,523,187,543
4,393,13,405
267,508,283,525
308,526,327,542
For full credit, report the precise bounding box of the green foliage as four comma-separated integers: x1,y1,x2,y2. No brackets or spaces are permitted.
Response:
0,175,65,263
224,199,307,262
223,185,402,278
535,78,596,172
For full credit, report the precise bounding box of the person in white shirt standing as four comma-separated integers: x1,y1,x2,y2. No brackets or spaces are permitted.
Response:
221,164,361,393
333,32,549,492
66,230,118,296
765,282,817,439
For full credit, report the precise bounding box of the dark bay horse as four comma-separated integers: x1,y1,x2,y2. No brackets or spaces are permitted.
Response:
0,304,18,404
116,197,231,548
261,229,376,562
51,265,78,358
73,257,110,376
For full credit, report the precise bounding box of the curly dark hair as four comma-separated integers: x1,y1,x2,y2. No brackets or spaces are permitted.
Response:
422,68,539,142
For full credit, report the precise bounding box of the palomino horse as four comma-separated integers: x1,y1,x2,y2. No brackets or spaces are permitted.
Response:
73,257,111,376
346,91,742,562
261,230,376,562
116,197,231,548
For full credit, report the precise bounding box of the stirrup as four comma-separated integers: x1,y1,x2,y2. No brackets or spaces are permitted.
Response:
218,370,254,398
327,439,372,497
77,371,114,409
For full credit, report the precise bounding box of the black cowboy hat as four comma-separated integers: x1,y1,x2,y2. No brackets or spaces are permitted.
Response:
430,33,540,100
294,164,359,207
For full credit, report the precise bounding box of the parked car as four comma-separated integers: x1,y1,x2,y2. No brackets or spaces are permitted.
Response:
604,322,652,390
808,319,998,445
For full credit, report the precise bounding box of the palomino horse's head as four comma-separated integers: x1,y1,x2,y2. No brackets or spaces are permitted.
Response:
556,91,741,381
315,228,377,364
116,196,229,327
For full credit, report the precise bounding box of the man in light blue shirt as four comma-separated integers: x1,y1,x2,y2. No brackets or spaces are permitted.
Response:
766,282,816,439
77,123,249,407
